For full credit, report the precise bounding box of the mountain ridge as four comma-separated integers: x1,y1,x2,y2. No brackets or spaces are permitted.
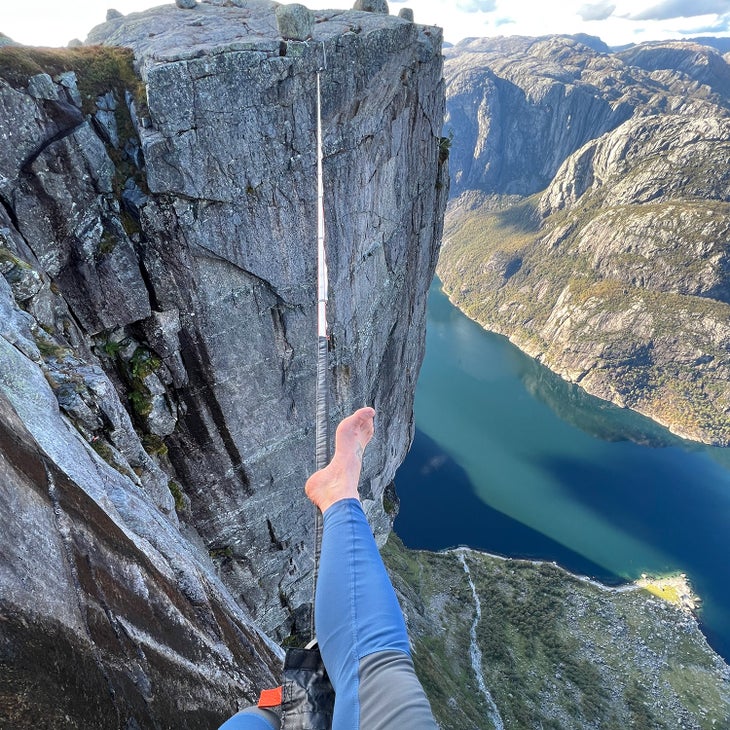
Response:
439,33,730,445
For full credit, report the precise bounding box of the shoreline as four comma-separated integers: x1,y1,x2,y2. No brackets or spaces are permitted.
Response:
436,279,726,449
439,545,701,616
635,573,700,614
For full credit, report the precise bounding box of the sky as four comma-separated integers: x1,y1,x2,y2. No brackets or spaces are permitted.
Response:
2,0,730,49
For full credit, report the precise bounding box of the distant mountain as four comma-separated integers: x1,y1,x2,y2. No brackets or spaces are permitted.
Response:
687,36,730,54
439,36,730,445
444,35,728,197
617,40,730,103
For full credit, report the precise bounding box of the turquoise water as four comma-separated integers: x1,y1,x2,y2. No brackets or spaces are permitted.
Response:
394,280,730,662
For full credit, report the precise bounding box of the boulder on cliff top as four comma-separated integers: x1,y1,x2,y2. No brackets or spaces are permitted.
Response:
353,0,389,13
275,3,314,41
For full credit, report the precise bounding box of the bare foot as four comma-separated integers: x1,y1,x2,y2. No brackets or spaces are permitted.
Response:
305,407,376,513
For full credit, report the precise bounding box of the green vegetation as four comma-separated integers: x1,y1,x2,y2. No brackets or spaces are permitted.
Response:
91,438,135,480
469,560,611,727
102,338,125,358
122,347,162,420
34,335,68,359
98,229,117,256
209,546,234,559
382,536,730,730
0,246,30,269
438,130,454,165
128,388,152,418
129,347,161,380
383,536,490,729
0,45,145,113
382,483,398,516
120,209,142,238
0,45,151,205
444,194,542,260
167,480,186,513
141,433,168,457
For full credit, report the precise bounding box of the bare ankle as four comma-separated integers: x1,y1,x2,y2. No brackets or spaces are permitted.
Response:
304,407,375,512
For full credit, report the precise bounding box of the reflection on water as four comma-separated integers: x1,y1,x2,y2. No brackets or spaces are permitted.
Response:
395,279,730,662
518,354,676,447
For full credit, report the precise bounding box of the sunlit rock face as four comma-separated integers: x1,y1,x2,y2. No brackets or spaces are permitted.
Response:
0,0,447,723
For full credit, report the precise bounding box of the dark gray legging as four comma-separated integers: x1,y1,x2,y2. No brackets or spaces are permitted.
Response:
219,499,437,729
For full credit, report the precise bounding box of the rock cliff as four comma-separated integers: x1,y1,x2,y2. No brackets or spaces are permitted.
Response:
444,35,727,197
0,1,447,724
439,35,730,444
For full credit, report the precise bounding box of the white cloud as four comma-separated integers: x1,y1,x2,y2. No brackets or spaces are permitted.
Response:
456,0,498,13
674,12,730,36
578,2,617,22
627,0,729,21
495,16,517,28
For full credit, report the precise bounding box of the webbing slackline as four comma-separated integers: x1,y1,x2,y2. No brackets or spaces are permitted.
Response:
255,47,336,729
311,47,329,643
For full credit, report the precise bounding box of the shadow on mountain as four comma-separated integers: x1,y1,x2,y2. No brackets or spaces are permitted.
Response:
516,352,686,448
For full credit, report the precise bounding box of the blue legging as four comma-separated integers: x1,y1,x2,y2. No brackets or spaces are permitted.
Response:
316,498,412,726
220,499,435,730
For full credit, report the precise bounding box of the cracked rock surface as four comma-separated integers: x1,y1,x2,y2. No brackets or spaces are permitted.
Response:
0,0,447,724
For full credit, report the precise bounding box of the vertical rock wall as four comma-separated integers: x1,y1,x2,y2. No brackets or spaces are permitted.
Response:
0,1,447,722
89,1,447,638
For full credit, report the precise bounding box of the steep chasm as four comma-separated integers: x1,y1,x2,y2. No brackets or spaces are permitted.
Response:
439,35,730,445
0,1,447,724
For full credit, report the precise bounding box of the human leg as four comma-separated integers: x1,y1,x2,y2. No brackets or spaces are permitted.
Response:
217,707,279,729
306,409,436,729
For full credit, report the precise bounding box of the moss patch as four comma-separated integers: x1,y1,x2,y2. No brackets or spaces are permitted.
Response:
0,45,145,113
167,480,186,513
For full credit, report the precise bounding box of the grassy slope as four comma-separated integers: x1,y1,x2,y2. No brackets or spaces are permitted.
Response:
383,534,730,730
437,194,730,445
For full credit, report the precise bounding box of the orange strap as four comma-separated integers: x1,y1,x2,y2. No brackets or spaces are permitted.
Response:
258,686,283,708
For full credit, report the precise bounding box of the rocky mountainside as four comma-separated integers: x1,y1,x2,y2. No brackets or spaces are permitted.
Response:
439,35,730,444
444,35,729,198
2,8,729,728
0,1,446,724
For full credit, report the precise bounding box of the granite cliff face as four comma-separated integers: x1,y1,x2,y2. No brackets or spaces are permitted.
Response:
444,35,728,198
0,1,447,724
439,35,730,444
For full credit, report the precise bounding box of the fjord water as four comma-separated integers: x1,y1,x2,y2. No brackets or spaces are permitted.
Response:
394,279,730,662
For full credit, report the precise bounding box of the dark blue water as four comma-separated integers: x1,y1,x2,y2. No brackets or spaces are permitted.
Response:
395,280,730,662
